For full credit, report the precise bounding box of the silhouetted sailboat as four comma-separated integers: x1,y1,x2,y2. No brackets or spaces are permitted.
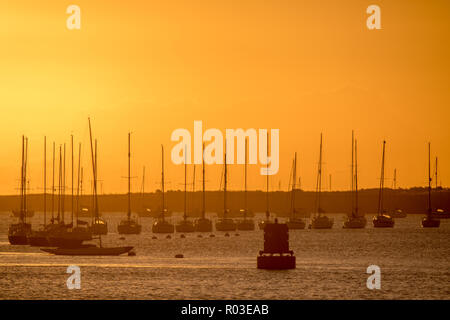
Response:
343,134,366,228
237,138,255,231
216,143,237,231
194,143,213,232
42,119,133,255
390,169,406,218
137,166,152,217
259,132,273,230
152,145,175,233
89,135,108,235
28,136,51,246
118,133,142,234
48,136,92,247
286,152,306,230
8,136,32,245
309,133,334,229
176,146,195,232
422,143,440,228
373,140,395,228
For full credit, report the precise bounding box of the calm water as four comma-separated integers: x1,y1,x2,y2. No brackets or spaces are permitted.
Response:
0,212,449,299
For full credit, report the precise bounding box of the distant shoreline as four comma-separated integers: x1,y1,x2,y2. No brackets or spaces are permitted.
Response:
1,188,448,215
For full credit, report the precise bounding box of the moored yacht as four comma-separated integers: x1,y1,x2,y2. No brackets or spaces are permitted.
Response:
176,156,195,233
373,141,394,228
286,152,306,230
153,145,175,233
236,138,255,231
422,143,440,228
309,134,333,229
194,145,213,232
343,133,366,229
118,133,142,234
215,145,237,231
258,132,274,230
9,136,32,245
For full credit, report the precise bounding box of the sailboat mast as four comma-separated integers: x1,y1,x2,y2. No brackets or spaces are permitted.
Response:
244,138,248,219
266,132,269,219
184,145,187,221
224,143,227,219
377,141,386,215
351,130,354,215
71,135,74,226
62,143,66,223
88,118,99,220
128,133,131,220
202,143,206,219
44,136,47,226
76,143,81,227
24,138,28,220
316,133,323,216
20,136,24,222
52,142,55,223
95,140,98,219
161,145,165,220
58,145,62,222
428,142,432,215
435,157,438,189
141,166,145,209
291,152,297,219
355,139,359,215
393,169,397,189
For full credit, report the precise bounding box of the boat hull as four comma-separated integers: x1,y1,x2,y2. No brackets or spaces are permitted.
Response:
175,220,195,233
8,223,32,245
309,216,334,229
152,220,175,233
373,215,395,228
286,219,306,230
194,218,213,232
28,231,50,247
41,246,134,256
8,235,29,245
422,217,440,228
117,219,142,234
343,216,367,229
215,219,237,231
236,219,255,231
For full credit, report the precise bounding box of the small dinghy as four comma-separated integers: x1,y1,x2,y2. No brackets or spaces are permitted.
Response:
41,245,133,256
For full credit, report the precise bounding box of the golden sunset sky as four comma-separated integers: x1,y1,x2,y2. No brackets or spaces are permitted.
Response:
0,0,449,194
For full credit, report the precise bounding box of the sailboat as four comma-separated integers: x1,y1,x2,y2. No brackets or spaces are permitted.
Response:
152,145,175,233
216,143,237,231
42,118,133,256
89,137,108,235
422,143,441,227
237,138,255,230
430,156,450,219
194,143,213,232
176,148,195,232
28,137,51,246
309,133,334,229
343,134,367,228
258,132,274,230
373,140,395,228
8,136,32,245
48,136,93,247
286,152,306,230
137,167,152,217
118,133,142,234
390,169,406,218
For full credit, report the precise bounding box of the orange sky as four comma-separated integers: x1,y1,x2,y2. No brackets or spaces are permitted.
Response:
0,0,449,195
